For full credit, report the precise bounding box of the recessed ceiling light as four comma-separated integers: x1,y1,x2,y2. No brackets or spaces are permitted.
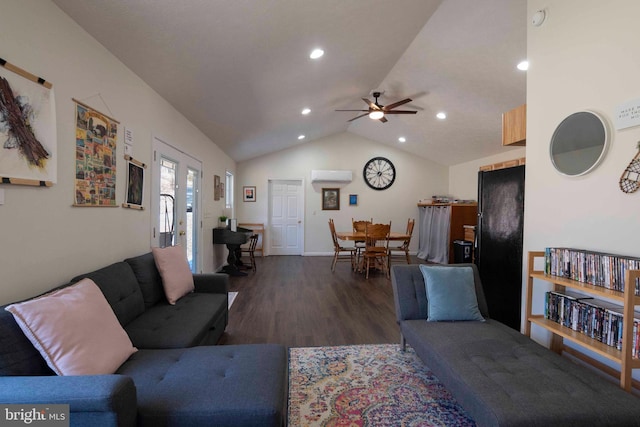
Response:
436,112,447,120
309,48,324,59
517,60,529,71
298,135,305,140
301,108,311,115
398,137,406,143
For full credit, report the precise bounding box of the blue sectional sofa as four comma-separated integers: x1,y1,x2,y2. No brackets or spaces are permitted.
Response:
391,264,640,427
0,252,288,427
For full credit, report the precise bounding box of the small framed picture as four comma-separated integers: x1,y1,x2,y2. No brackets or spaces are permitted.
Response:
243,186,256,202
349,194,358,206
214,175,221,201
123,156,145,210
220,182,225,199
322,188,340,210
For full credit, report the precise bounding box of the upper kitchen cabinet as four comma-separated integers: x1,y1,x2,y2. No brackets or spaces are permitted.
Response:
502,104,526,146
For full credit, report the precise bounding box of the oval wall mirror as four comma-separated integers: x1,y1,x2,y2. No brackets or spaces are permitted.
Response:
550,111,609,176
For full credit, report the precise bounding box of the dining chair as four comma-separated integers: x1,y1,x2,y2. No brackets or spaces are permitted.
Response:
329,219,357,272
352,218,372,266
240,234,259,272
388,218,415,273
362,222,391,279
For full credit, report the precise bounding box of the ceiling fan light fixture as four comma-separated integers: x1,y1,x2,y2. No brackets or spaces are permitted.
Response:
369,110,384,120
309,48,324,59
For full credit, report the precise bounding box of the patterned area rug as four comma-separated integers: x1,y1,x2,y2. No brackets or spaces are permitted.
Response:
288,344,475,427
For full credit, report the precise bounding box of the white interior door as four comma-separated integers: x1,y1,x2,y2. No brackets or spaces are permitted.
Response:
151,137,202,272
269,180,303,255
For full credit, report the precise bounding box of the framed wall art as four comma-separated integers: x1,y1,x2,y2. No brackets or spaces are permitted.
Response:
73,99,118,206
0,58,56,186
243,186,256,202
322,188,340,210
122,154,145,210
349,194,358,206
214,174,220,201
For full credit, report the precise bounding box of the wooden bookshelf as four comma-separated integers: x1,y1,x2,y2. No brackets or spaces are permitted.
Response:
526,250,640,391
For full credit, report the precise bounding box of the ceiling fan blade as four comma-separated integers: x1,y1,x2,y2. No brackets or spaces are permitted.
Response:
362,98,380,110
379,116,388,123
335,109,370,112
382,98,412,111
347,113,370,122
383,110,417,114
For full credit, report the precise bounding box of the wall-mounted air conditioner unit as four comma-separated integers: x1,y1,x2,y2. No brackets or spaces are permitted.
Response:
310,170,353,183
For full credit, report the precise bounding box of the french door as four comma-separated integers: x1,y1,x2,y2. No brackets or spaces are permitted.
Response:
151,137,202,272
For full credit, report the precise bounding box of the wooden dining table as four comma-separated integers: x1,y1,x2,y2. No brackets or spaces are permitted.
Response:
335,231,410,241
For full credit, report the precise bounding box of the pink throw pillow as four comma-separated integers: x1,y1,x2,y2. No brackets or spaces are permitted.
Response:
151,246,194,304
5,278,137,376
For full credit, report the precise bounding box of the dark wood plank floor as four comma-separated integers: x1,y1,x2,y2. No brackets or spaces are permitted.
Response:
218,255,426,348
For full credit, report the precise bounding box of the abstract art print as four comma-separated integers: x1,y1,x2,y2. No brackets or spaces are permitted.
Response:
73,101,118,206
0,60,57,185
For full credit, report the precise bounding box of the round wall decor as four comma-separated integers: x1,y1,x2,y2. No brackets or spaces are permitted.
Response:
363,157,396,190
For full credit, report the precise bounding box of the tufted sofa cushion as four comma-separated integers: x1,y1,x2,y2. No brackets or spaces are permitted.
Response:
116,344,288,427
0,305,53,376
124,292,227,349
124,253,165,308
71,262,145,327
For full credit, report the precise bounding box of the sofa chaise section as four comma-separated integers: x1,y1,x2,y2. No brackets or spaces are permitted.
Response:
391,264,640,427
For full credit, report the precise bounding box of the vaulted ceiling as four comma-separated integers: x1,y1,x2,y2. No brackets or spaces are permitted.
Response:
51,0,527,166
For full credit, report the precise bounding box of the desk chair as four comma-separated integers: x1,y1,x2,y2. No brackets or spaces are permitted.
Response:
240,234,259,272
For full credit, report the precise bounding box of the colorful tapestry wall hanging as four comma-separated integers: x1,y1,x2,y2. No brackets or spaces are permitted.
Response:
0,58,57,186
73,100,119,206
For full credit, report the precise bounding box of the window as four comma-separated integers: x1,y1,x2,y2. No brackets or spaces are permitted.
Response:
225,171,233,209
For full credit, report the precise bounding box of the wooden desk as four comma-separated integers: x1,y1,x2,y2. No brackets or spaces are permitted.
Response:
335,231,409,241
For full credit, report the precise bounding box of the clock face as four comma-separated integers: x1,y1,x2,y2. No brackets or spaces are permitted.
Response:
363,157,396,190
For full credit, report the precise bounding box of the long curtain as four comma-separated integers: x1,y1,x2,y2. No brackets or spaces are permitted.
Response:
417,205,450,263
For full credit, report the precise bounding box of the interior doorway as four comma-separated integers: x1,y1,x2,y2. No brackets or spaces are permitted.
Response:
268,179,304,255
151,137,202,272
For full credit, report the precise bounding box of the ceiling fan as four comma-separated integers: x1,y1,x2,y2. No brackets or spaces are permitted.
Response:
336,91,417,123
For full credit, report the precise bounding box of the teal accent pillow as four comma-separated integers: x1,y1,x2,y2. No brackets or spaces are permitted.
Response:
419,265,485,322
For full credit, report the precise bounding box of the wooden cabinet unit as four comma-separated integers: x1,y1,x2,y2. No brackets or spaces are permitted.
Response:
502,104,526,146
526,251,640,391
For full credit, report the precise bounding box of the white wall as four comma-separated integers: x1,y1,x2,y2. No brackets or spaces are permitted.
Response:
235,132,449,254
525,0,640,371
0,0,234,304
449,147,526,200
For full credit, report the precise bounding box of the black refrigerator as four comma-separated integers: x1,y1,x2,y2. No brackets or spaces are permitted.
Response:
476,165,525,331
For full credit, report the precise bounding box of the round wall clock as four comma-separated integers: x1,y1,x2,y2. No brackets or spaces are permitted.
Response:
363,157,396,190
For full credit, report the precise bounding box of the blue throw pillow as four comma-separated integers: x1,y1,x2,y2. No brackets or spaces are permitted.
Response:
419,265,485,322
